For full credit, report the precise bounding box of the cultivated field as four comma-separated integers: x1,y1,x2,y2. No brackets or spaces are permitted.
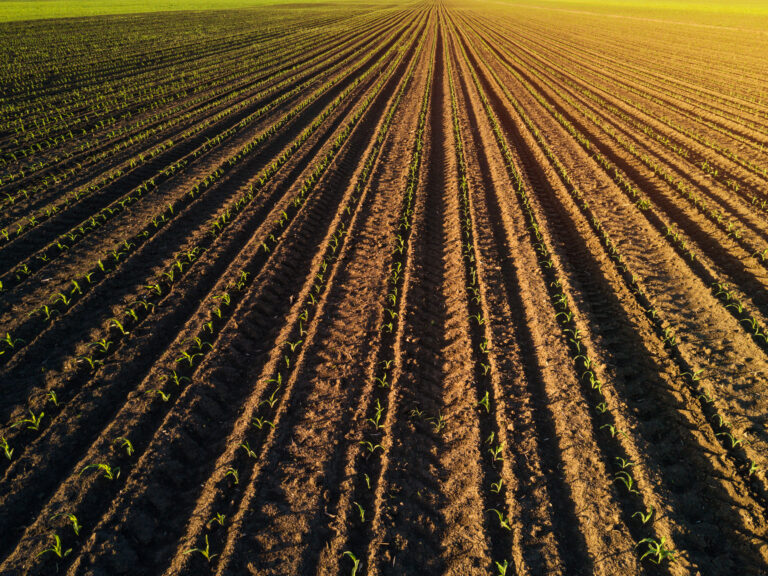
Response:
1,1,768,574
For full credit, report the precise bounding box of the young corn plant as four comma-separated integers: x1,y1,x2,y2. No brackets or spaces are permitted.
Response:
1,436,13,460
185,535,217,563
115,436,134,456
36,533,71,559
487,508,512,531
342,551,361,576
52,512,82,536
12,409,44,431
637,537,676,564
79,462,120,481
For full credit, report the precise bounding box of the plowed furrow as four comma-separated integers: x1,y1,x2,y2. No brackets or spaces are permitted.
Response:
466,22,768,379
0,18,413,391
452,16,665,574
4,4,768,575
0,29,426,568
476,20,768,267
449,33,567,576
503,20,768,156
0,13,409,306
0,13,389,206
188,35,431,576
0,18,427,576
458,14,768,572
474,52,767,576
364,25,492,575
0,10,407,250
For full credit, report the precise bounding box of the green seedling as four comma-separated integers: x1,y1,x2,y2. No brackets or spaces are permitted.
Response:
615,457,635,470
225,467,239,485
637,537,675,564
496,559,509,575
13,409,44,431
614,471,639,494
342,551,360,576
258,387,281,408
1,436,13,460
555,310,572,323
166,370,190,387
252,417,275,430
36,533,71,559
176,350,202,367
353,501,365,522
240,441,257,458
716,432,742,448
186,337,213,352
149,389,171,402
715,414,730,429
490,478,503,493
429,412,447,433
575,354,592,370
2,332,23,349
53,512,82,536
367,400,384,430
680,369,703,382
51,292,71,307
47,390,59,407
288,339,302,352
77,355,103,370
80,463,120,481
207,513,226,529
633,506,654,524
66,514,82,536
115,437,134,456
477,391,490,413
185,535,217,562
487,508,511,530
359,441,383,454
30,305,56,321
91,338,112,353
109,317,129,335
595,402,608,414
470,312,485,326
489,443,504,462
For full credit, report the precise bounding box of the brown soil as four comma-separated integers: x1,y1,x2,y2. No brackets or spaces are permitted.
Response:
2,2,768,575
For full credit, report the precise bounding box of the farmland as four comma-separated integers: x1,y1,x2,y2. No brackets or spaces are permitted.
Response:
1,0,768,574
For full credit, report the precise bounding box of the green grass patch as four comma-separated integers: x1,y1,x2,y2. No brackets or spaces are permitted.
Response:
0,0,336,23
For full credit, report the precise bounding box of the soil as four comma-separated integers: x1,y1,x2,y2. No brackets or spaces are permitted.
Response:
1,2,768,575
